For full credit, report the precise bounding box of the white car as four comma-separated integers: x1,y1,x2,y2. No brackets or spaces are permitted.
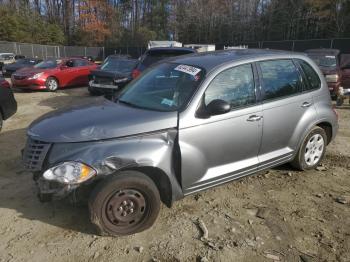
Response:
0,53,16,70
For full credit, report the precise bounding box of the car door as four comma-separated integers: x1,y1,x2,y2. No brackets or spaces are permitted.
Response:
73,59,94,85
179,63,263,194
55,59,78,87
257,59,317,169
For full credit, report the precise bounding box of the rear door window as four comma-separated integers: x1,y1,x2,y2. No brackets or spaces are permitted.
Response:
258,59,302,101
73,59,89,67
204,64,256,108
297,60,321,91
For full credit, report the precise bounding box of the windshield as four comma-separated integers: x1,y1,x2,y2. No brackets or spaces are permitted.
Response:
119,63,205,112
16,59,37,65
101,58,137,73
307,54,337,68
0,54,14,60
34,59,60,69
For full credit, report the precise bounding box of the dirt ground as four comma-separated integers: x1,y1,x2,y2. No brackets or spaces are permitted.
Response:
0,86,349,262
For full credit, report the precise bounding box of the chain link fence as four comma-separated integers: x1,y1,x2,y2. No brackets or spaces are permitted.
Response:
219,38,350,53
2,38,350,61
0,41,104,60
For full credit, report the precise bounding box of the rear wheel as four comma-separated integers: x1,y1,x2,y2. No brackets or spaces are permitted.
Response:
46,77,59,91
291,126,327,170
89,171,160,236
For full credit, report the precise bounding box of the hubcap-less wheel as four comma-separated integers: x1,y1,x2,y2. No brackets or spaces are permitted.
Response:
304,134,324,166
47,78,58,91
89,171,161,236
105,189,146,227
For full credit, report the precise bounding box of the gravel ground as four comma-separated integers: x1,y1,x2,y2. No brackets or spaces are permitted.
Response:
0,86,349,262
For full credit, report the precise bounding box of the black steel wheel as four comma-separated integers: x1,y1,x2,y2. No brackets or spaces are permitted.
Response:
89,171,160,236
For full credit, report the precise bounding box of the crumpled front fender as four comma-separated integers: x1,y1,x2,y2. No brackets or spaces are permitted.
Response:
45,129,183,204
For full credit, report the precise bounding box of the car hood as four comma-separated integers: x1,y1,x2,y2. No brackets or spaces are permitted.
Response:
91,69,131,79
28,98,178,143
5,64,30,71
15,67,56,76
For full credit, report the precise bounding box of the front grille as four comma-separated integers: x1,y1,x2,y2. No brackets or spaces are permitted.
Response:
94,76,114,85
14,75,26,80
22,138,51,171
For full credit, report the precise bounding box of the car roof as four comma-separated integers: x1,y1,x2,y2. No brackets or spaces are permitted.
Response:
145,47,196,54
167,49,304,72
305,49,340,55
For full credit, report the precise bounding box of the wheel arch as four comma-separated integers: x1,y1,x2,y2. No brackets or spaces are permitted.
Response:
316,121,333,145
127,166,173,208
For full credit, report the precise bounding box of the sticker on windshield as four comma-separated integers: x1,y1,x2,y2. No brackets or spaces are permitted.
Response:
161,98,174,107
174,64,201,76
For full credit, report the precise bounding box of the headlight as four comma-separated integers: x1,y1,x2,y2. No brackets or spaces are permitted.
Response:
325,74,339,83
28,72,44,80
43,162,96,184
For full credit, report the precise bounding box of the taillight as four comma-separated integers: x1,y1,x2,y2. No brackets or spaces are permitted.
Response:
132,69,141,79
0,80,10,88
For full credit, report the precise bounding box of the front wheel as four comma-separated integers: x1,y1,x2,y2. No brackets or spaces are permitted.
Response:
45,77,59,91
88,171,161,236
291,126,327,170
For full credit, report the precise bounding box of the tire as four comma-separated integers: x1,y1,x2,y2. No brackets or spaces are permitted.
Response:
45,77,59,91
88,86,102,96
88,171,161,236
291,126,327,171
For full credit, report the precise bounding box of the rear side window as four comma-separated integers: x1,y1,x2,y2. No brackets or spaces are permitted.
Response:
297,60,321,91
259,59,302,101
205,64,256,108
74,59,89,67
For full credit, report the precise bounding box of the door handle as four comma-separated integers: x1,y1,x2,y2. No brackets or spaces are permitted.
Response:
301,102,312,108
247,115,263,122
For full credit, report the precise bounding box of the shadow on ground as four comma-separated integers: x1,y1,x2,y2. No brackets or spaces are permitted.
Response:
0,127,95,235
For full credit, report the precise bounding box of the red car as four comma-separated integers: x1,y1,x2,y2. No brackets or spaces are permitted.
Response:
0,77,10,88
11,58,97,91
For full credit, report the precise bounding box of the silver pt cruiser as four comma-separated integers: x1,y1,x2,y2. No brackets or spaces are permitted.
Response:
23,49,338,236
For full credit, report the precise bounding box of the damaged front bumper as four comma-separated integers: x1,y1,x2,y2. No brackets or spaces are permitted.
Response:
35,176,79,202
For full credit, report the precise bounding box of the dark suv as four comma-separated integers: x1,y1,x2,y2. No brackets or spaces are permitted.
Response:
88,55,138,98
132,47,197,78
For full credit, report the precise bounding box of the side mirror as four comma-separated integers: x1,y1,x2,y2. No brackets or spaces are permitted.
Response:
206,99,231,115
60,65,68,70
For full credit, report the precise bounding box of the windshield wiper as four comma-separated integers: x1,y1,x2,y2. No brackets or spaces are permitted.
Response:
118,99,143,109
